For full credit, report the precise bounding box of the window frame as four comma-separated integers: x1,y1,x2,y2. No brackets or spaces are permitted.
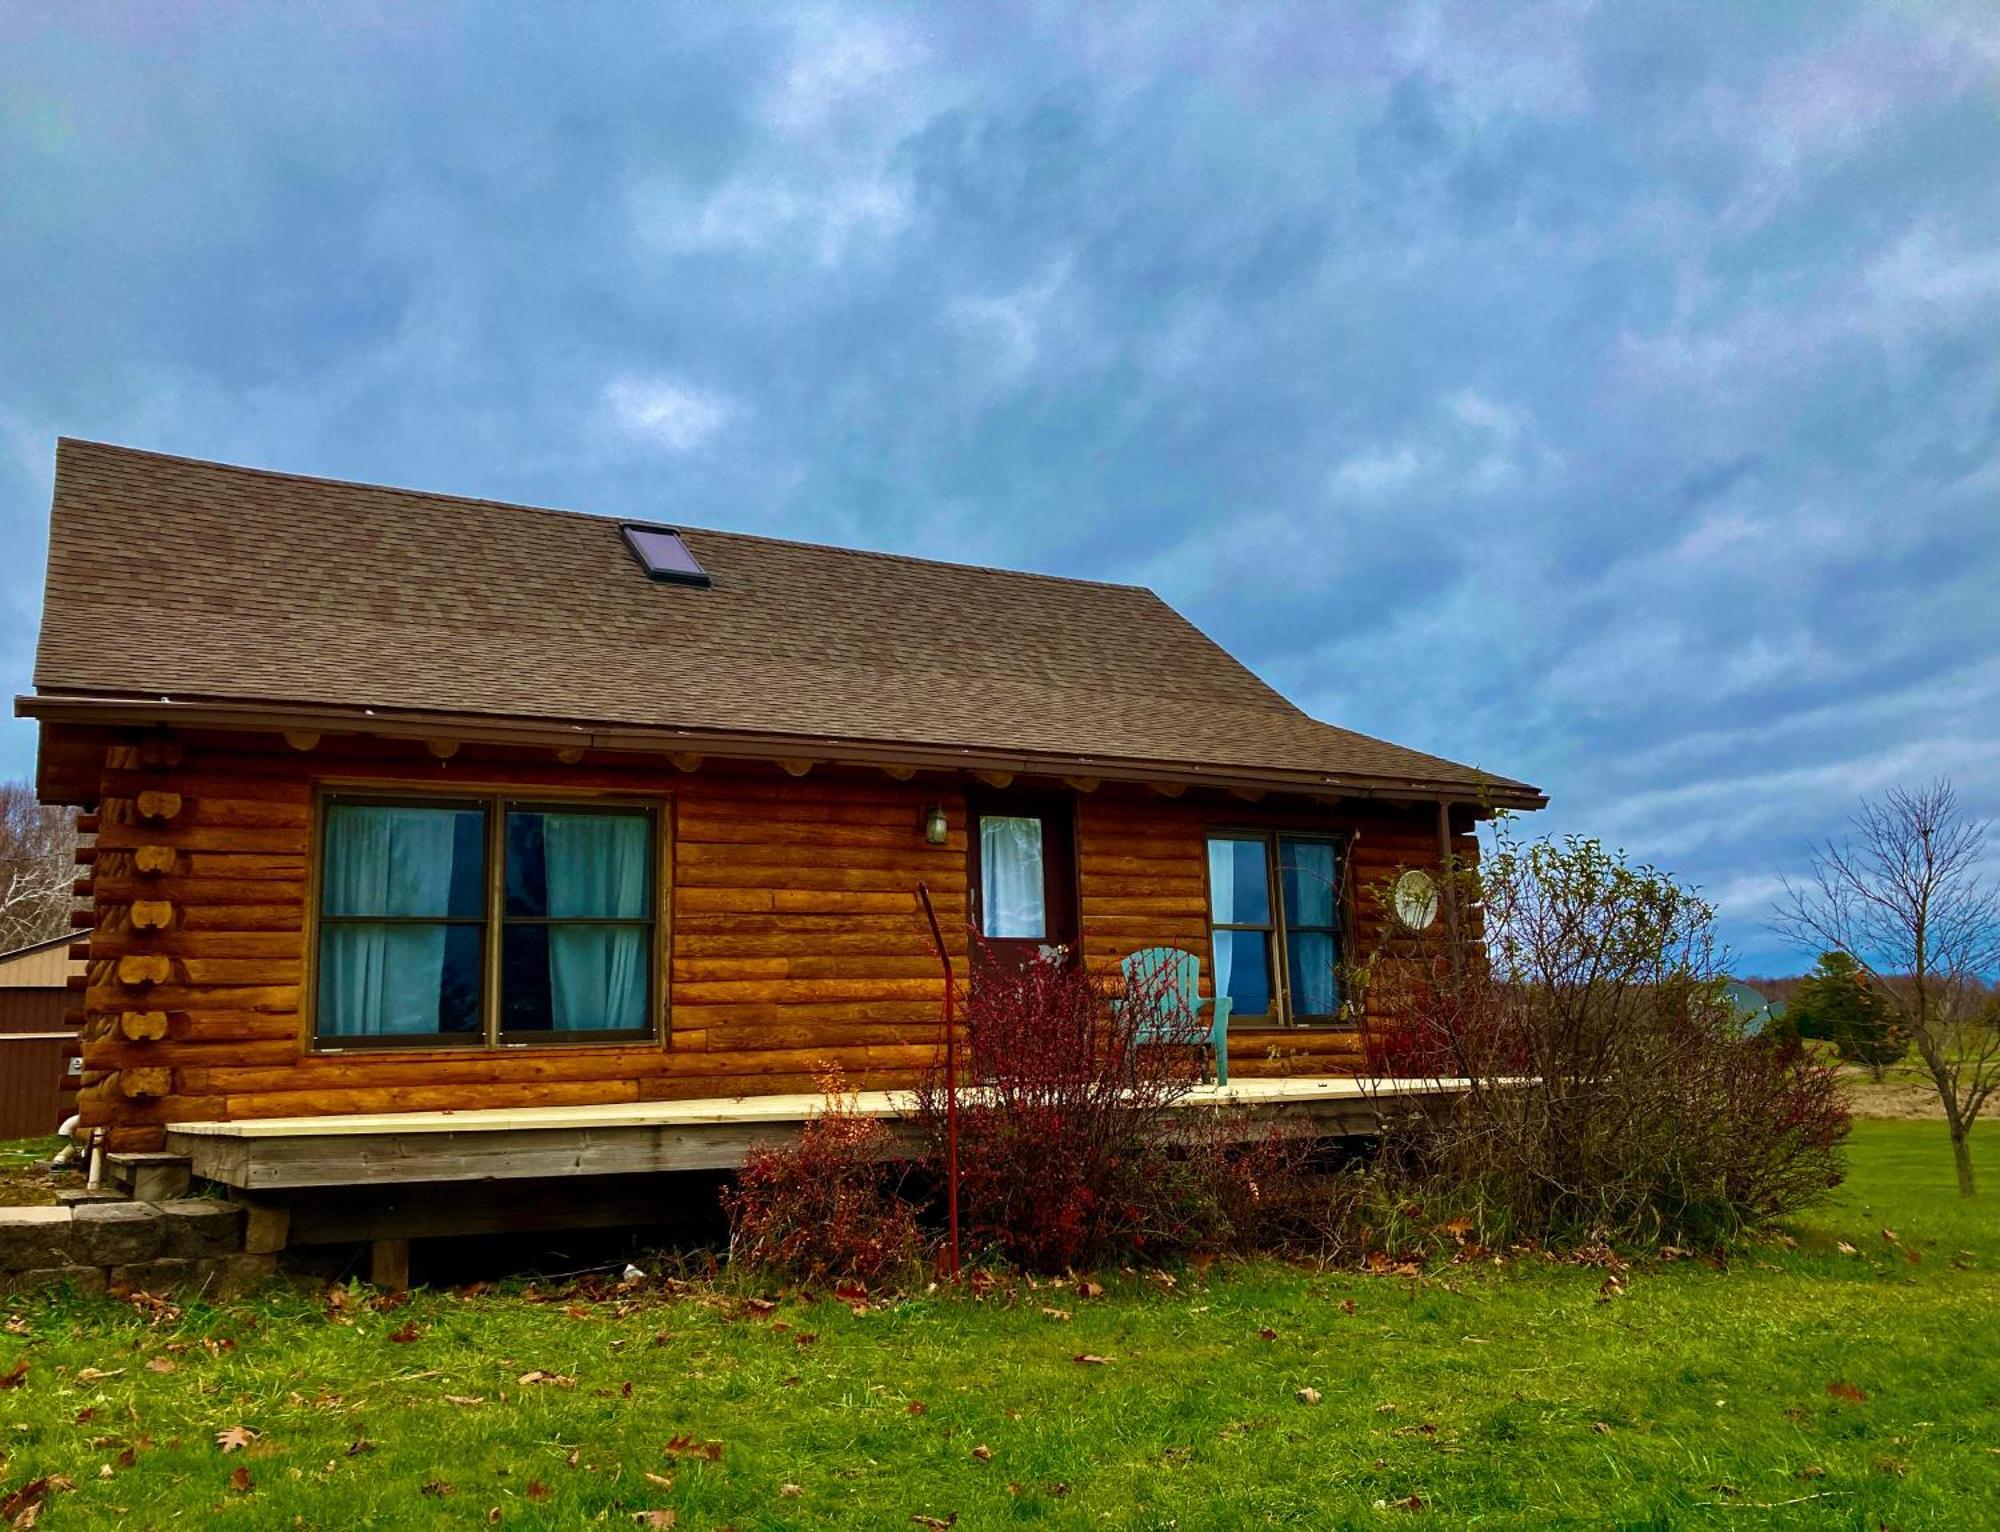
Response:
1202,827,1351,1029
308,786,670,1052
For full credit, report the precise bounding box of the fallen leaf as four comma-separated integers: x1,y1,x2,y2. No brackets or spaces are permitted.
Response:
1380,1493,1426,1512
1040,1307,1071,1322
487,1510,501,1525
643,1472,674,1489
1826,1381,1868,1403
215,1426,256,1453
442,1394,485,1407
228,1466,253,1494
1836,1241,1858,1255
631,1512,677,1528
386,1322,422,1345
906,1401,927,1415
1591,1422,1612,1435
145,1358,177,1374
779,1483,803,1497
527,1480,551,1502
1076,1281,1104,1298
1297,1388,1322,1406
971,1445,993,1462
1072,1354,1113,1366
1258,1328,1278,1341
421,1480,453,1497
662,1435,723,1462
517,1370,578,1389
1340,1299,1358,1315
1795,1464,1826,1480
909,1516,957,1529
0,1360,27,1389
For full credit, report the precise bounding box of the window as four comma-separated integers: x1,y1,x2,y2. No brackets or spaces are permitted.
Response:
620,523,711,586
979,815,1047,939
315,794,659,1047
1206,832,1345,1026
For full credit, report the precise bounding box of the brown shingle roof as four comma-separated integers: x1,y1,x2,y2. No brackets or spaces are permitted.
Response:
27,439,1540,803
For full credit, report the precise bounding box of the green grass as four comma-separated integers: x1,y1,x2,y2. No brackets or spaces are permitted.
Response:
3,1121,1995,1529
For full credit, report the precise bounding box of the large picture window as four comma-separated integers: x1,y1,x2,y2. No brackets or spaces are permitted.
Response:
315,793,659,1047
1205,832,1345,1027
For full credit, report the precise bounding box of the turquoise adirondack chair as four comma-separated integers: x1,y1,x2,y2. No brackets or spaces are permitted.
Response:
1117,946,1231,1086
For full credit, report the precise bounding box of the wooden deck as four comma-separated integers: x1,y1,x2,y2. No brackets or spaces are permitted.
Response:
166,1076,1460,1193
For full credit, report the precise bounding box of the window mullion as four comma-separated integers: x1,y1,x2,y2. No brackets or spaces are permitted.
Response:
484,793,504,1046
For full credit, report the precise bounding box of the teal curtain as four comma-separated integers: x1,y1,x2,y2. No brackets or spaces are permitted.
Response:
542,812,650,1030
319,804,470,1037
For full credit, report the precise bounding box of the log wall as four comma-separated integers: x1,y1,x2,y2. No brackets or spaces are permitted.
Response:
68,729,1469,1150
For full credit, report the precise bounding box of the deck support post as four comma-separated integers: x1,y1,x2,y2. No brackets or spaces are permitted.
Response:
370,1237,411,1292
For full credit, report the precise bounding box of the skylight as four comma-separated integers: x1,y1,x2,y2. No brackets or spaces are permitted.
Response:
621,523,711,587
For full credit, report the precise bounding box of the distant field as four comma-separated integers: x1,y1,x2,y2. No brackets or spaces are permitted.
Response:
1,1120,1994,1528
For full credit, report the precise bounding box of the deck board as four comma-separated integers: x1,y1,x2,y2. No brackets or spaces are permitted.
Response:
165,1077,1462,1190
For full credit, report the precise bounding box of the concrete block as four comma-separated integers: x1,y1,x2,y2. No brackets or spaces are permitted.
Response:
0,1264,109,1297
0,1206,75,1270
70,1200,164,1266
159,1199,244,1258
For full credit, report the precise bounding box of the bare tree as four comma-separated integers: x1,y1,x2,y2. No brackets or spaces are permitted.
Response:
1774,780,2000,1197
1,779,78,953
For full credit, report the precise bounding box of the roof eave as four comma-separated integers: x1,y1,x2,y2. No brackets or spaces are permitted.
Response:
18,691,1549,811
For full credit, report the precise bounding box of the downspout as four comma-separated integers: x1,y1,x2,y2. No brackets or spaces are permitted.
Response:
917,882,961,1283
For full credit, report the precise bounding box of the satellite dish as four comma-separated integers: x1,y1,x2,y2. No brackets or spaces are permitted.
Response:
1393,869,1439,931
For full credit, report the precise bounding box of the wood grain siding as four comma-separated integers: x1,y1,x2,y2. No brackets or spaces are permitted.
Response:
72,729,1466,1150
1075,787,1476,1078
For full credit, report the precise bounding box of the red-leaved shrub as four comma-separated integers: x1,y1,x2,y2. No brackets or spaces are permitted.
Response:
723,1073,927,1287
917,948,1241,1271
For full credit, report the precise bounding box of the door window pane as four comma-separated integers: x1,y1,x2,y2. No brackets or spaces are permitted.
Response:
1207,838,1271,924
980,816,1047,939
1212,928,1273,1019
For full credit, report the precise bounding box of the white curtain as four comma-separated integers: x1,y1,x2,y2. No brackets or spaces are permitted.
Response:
544,813,649,1029
319,806,457,1037
1207,838,1236,1002
980,816,1046,938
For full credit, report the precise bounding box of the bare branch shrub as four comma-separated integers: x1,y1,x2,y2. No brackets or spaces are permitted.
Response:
0,780,76,953
1773,779,2000,1196
1358,824,1848,1246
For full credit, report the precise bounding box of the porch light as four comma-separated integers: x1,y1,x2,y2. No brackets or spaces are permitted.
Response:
924,804,949,845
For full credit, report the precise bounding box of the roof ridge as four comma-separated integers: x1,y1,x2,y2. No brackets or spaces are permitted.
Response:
55,437,1158,599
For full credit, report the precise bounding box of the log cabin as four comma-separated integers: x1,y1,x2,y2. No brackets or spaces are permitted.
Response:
19,439,1541,1246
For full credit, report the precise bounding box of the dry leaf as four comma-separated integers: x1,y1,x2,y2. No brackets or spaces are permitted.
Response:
1591,1422,1611,1435
1836,1241,1858,1255
487,1510,501,1525
1040,1308,1071,1322
644,1472,674,1489
1826,1381,1868,1403
1072,1354,1112,1366
662,1435,723,1462
971,1445,993,1462
1076,1281,1104,1298
1258,1328,1278,1341
631,1512,677,1528
906,1400,928,1415
1339,1299,1357,1315
0,1360,27,1389
1297,1388,1322,1406
779,1483,803,1497
909,1516,957,1529
527,1480,551,1502
421,1480,453,1497
228,1466,253,1494
215,1426,256,1453
517,1370,578,1389
386,1322,422,1344
442,1394,485,1407
144,1358,176,1374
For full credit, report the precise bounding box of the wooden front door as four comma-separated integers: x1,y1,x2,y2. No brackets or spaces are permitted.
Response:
966,790,1079,973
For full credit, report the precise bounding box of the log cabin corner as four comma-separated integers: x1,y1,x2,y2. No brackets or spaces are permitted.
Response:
18,438,1543,1259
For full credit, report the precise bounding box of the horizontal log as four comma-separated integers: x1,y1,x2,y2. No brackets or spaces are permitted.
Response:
674,930,947,959
672,977,944,1005
101,770,311,805
92,821,308,853
671,999,943,1028
87,982,299,1013
83,930,304,960
672,955,944,982
222,1079,646,1119
676,863,962,893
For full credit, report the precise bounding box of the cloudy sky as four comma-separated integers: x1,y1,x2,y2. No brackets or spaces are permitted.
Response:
3,2,1995,971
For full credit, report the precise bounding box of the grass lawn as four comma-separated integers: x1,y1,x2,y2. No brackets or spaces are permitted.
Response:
2,1119,1995,1529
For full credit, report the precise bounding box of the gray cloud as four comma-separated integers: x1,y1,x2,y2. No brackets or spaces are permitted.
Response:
2,0,1994,971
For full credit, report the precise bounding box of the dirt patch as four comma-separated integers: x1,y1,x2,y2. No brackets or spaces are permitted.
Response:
0,1140,66,1207
1841,1077,1947,1121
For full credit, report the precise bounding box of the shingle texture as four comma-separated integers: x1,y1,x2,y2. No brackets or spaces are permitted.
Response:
33,440,1535,797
